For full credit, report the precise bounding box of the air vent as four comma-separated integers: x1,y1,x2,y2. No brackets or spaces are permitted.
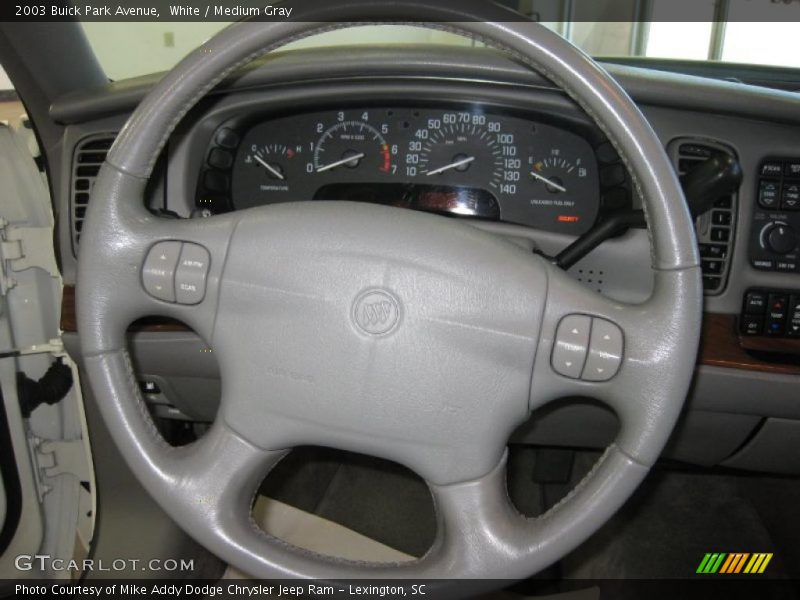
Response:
668,138,739,296
71,135,114,253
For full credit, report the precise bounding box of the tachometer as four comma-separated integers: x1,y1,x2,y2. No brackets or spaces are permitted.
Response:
313,119,394,175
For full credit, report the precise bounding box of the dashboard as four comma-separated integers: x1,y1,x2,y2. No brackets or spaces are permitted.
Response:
195,106,612,235
51,46,800,475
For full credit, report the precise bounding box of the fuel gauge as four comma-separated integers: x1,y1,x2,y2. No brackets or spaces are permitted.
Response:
504,145,599,236
529,154,588,193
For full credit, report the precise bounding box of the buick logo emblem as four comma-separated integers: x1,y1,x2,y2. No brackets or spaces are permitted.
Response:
353,289,400,336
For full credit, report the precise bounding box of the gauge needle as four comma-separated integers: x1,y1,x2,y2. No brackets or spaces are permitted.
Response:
315,152,366,173
253,155,285,180
425,156,476,176
530,171,567,193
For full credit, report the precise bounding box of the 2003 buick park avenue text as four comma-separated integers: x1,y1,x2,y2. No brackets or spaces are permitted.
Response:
33,4,295,17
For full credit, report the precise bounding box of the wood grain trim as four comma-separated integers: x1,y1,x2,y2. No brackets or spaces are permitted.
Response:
699,313,800,375
61,286,800,375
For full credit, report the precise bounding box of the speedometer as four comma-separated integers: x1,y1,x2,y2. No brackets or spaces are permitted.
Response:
410,113,520,195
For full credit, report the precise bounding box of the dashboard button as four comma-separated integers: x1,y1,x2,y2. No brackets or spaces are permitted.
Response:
208,148,234,170
703,276,721,291
710,228,730,242
761,162,783,177
782,183,800,210
581,318,623,382
174,243,211,305
552,315,591,379
702,260,723,275
700,244,727,259
765,293,788,336
599,165,625,187
786,161,800,179
787,296,800,338
741,316,763,336
712,211,732,226
766,224,798,255
713,196,733,209
752,259,775,270
744,291,767,314
776,260,798,273
758,181,780,209
215,127,240,149
203,170,229,193
142,241,182,302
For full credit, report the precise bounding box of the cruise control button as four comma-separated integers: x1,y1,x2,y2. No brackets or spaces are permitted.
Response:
174,243,211,305
552,315,591,379
582,318,623,382
142,241,182,302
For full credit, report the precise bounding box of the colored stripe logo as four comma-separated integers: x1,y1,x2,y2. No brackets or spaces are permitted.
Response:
696,552,773,574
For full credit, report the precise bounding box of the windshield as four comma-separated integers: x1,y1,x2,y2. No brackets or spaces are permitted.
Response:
80,1,800,81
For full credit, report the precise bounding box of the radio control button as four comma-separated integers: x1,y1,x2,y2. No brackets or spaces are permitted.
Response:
758,181,780,209
782,183,800,210
582,319,623,382
552,315,591,379
761,162,783,177
142,241,182,302
766,224,797,255
785,161,800,179
174,243,211,305
751,259,775,270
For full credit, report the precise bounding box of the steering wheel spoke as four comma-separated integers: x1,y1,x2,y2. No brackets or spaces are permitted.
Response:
531,262,702,466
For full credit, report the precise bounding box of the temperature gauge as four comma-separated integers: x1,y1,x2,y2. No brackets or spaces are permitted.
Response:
245,143,298,182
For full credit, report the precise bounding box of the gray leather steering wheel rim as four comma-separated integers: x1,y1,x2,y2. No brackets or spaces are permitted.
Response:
77,5,702,588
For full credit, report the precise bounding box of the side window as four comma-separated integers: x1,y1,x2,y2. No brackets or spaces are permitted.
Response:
0,63,20,123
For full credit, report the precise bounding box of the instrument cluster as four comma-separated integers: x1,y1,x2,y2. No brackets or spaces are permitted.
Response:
196,107,610,235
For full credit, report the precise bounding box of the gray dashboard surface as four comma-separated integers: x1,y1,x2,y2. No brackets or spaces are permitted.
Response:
49,46,800,126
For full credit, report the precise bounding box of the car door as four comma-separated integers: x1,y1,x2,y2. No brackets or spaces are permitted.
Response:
0,86,94,584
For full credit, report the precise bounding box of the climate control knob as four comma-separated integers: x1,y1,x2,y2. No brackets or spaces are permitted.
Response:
765,223,798,255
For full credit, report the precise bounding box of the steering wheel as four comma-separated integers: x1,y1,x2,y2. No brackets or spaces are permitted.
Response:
77,2,701,590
